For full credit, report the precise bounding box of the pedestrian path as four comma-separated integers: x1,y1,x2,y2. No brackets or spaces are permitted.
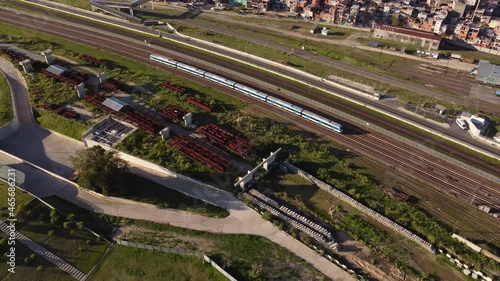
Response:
0,221,87,281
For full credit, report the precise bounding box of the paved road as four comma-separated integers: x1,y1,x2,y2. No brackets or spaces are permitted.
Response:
0,221,86,280
0,57,34,125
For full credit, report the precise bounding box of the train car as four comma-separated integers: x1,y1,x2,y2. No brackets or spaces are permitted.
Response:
176,62,206,77
234,83,268,101
150,55,177,67
301,110,343,133
204,72,237,88
266,96,303,116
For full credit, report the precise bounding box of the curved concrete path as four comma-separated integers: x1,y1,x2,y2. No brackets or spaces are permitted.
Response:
0,57,34,126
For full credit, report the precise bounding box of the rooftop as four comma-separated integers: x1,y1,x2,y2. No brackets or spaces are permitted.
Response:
45,65,68,76
375,24,443,41
102,97,130,112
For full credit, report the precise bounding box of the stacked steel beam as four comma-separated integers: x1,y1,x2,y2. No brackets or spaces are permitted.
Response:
2,49,26,62
160,82,185,94
41,69,85,87
169,135,230,172
196,123,253,156
102,77,126,91
159,104,186,121
79,54,107,66
186,97,213,112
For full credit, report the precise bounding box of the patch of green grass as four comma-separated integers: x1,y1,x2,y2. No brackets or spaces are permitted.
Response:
50,0,91,10
88,245,228,281
33,109,89,140
0,71,13,127
0,233,74,281
120,173,229,218
0,182,34,220
16,199,111,273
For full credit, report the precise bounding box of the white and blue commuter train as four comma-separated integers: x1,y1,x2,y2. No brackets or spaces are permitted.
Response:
150,54,344,133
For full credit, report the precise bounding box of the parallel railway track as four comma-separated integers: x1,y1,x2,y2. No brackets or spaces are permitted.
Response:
0,10,498,210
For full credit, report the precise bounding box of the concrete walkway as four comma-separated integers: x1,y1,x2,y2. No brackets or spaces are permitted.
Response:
0,221,86,281
0,57,33,126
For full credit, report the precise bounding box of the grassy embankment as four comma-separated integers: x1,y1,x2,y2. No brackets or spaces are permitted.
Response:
44,196,330,281
0,70,13,127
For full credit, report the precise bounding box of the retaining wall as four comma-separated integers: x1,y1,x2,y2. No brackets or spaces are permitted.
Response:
284,162,436,254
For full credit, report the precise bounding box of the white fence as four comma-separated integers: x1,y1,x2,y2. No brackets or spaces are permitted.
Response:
284,162,436,254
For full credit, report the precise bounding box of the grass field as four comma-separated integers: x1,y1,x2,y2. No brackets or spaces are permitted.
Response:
0,182,34,220
0,233,74,281
16,199,111,273
0,70,13,127
88,245,228,281
51,0,91,10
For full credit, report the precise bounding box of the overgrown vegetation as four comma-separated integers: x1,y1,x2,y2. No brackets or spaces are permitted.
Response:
89,245,228,281
0,70,13,127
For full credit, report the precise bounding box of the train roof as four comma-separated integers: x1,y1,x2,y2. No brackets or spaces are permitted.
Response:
302,110,342,126
267,96,302,109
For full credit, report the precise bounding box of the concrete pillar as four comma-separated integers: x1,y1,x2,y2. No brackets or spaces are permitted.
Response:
183,113,193,126
19,59,33,73
75,83,85,98
98,72,107,84
129,7,134,16
41,50,53,64
159,127,170,140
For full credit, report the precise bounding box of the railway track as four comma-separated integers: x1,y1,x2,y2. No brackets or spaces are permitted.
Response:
3,3,500,177
0,11,499,209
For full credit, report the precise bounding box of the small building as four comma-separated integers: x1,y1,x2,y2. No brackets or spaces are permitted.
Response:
102,97,130,112
435,104,447,115
373,24,442,50
321,27,330,35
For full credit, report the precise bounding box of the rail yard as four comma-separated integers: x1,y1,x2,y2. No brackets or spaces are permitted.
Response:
0,2,499,281
0,9,497,207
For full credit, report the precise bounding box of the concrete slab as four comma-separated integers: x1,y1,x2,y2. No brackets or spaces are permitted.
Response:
0,125,84,177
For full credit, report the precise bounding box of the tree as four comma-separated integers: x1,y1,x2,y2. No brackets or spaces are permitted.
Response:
392,15,400,27
69,146,128,196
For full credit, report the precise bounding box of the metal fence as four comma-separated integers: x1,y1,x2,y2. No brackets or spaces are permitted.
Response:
148,44,500,184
